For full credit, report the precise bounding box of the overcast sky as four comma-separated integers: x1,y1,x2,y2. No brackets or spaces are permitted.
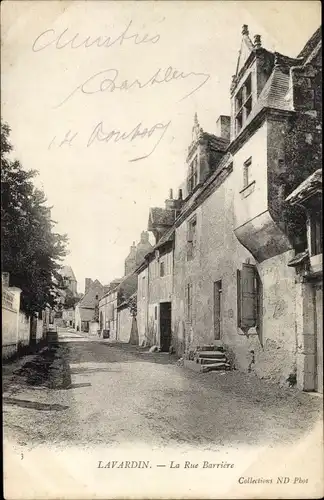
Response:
2,1,320,292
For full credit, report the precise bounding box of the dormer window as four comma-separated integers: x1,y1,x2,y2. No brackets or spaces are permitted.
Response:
235,74,253,135
188,156,198,193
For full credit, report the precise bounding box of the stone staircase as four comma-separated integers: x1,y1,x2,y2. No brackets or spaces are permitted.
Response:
183,345,231,373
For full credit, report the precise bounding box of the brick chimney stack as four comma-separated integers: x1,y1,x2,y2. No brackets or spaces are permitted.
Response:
254,34,262,49
216,115,231,140
140,231,149,243
85,278,93,294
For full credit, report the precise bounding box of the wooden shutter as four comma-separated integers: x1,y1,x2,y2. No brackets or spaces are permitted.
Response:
237,265,257,331
241,264,257,329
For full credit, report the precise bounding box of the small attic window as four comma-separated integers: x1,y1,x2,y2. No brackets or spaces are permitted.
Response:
187,155,199,193
235,73,253,135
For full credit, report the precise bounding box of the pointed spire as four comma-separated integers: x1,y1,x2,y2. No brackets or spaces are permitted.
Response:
191,112,202,143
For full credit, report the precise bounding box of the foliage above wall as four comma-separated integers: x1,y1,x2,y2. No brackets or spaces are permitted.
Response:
1,121,68,315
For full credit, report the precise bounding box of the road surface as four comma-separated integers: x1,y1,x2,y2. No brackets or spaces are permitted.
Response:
3,329,322,451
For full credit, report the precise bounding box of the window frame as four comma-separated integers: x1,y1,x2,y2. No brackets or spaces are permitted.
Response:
187,155,199,193
243,157,252,189
309,211,322,256
187,215,197,260
234,73,253,135
160,261,165,277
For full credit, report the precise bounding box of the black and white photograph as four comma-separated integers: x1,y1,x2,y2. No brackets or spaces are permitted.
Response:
1,1,323,498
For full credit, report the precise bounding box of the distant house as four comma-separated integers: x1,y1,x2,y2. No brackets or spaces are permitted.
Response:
99,231,152,341
99,273,138,341
58,265,78,297
136,189,182,349
75,279,105,334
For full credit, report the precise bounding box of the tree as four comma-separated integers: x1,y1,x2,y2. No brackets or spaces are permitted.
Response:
1,120,68,316
63,289,80,309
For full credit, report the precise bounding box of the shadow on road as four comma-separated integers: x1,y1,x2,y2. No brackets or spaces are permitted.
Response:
3,397,69,411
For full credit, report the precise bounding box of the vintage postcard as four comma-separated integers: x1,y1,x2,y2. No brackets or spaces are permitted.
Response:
1,0,323,498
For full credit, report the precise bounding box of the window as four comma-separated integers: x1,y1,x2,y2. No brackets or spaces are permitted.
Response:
154,306,158,320
237,264,262,341
185,283,193,323
309,211,322,255
187,216,197,260
160,261,165,277
235,74,253,135
243,157,252,188
187,156,199,193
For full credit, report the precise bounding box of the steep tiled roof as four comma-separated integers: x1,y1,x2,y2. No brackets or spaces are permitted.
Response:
258,67,293,111
298,26,321,60
117,273,137,300
242,66,293,131
286,169,322,205
79,279,104,308
148,207,175,227
203,132,229,152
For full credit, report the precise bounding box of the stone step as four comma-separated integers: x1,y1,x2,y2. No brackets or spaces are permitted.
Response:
198,357,227,365
201,362,231,373
198,345,220,352
197,351,226,358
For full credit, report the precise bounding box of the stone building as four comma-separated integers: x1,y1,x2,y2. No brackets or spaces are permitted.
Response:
59,265,78,297
99,232,152,340
136,25,322,390
124,231,153,275
99,274,137,340
286,169,322,392
75,279,105,334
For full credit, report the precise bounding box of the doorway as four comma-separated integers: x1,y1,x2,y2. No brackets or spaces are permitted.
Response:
213,280,222,340
160,302,172,352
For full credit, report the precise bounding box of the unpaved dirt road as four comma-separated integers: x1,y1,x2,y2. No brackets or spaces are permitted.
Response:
3,330,322,451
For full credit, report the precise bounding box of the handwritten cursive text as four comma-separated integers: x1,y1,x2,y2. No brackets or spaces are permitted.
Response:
32,20,161,52
48,119,171,162
56,67,210,107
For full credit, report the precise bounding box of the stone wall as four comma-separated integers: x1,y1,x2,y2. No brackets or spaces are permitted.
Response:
117,307,132,343
172,168,299,386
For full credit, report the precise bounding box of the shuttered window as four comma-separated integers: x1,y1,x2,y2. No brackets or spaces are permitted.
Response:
237,264,262,338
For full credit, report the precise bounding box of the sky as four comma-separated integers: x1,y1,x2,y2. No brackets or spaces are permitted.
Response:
2,0,321,292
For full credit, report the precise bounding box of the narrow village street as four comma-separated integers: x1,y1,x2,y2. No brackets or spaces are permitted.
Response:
3,329,322,451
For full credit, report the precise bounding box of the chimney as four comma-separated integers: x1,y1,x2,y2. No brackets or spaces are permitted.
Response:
85,278,93,294
254,34,262,49
165,188,177,210
178,189,183,201
140,231,149,243
216,115,231,140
